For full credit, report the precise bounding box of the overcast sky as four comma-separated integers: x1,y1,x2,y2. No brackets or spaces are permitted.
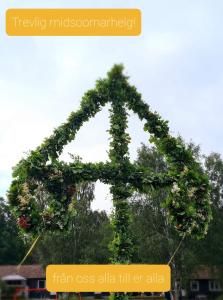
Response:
0,0,223,211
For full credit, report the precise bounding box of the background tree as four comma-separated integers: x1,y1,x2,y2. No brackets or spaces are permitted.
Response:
0,197,26,264
190,153,223,268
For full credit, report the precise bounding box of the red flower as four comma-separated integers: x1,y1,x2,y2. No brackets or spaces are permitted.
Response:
17,216,30,229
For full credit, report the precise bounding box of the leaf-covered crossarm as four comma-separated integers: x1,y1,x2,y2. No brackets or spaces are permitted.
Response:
8,64,212,243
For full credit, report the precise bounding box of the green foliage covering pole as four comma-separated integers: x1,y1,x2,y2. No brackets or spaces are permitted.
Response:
108,69,134,266
107,69,134,300
8,65,212,299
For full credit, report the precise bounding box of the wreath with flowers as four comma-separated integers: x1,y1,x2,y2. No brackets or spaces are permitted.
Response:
8,65,211,266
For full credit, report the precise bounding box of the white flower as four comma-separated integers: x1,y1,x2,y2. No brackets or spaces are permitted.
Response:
188,187,197,198
18,195,30,206
181,166,189,175
171,182,180,194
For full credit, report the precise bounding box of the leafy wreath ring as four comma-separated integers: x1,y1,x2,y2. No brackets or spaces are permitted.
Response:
8,65,211,255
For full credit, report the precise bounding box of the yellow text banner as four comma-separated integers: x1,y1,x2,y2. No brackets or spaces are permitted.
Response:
6,9,141,36
46,264,170,292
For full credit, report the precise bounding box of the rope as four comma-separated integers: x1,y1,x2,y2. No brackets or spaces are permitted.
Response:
17,234,41,270
16,230,185,269
167,233,186,265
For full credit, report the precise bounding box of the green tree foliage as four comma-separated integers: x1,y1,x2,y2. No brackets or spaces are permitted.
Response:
191,152,223,268
130,144,172,264
205,153,223,209
0,197,26,264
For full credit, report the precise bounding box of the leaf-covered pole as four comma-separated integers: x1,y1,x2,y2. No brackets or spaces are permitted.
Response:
108,66,133,300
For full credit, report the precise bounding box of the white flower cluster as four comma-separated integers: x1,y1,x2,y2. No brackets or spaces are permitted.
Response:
171,182,180,194
187,187,197,198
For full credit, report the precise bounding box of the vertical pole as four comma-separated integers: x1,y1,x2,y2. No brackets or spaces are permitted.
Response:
108,66,133,300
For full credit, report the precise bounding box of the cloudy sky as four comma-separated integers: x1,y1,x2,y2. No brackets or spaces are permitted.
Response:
0,0,223,211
